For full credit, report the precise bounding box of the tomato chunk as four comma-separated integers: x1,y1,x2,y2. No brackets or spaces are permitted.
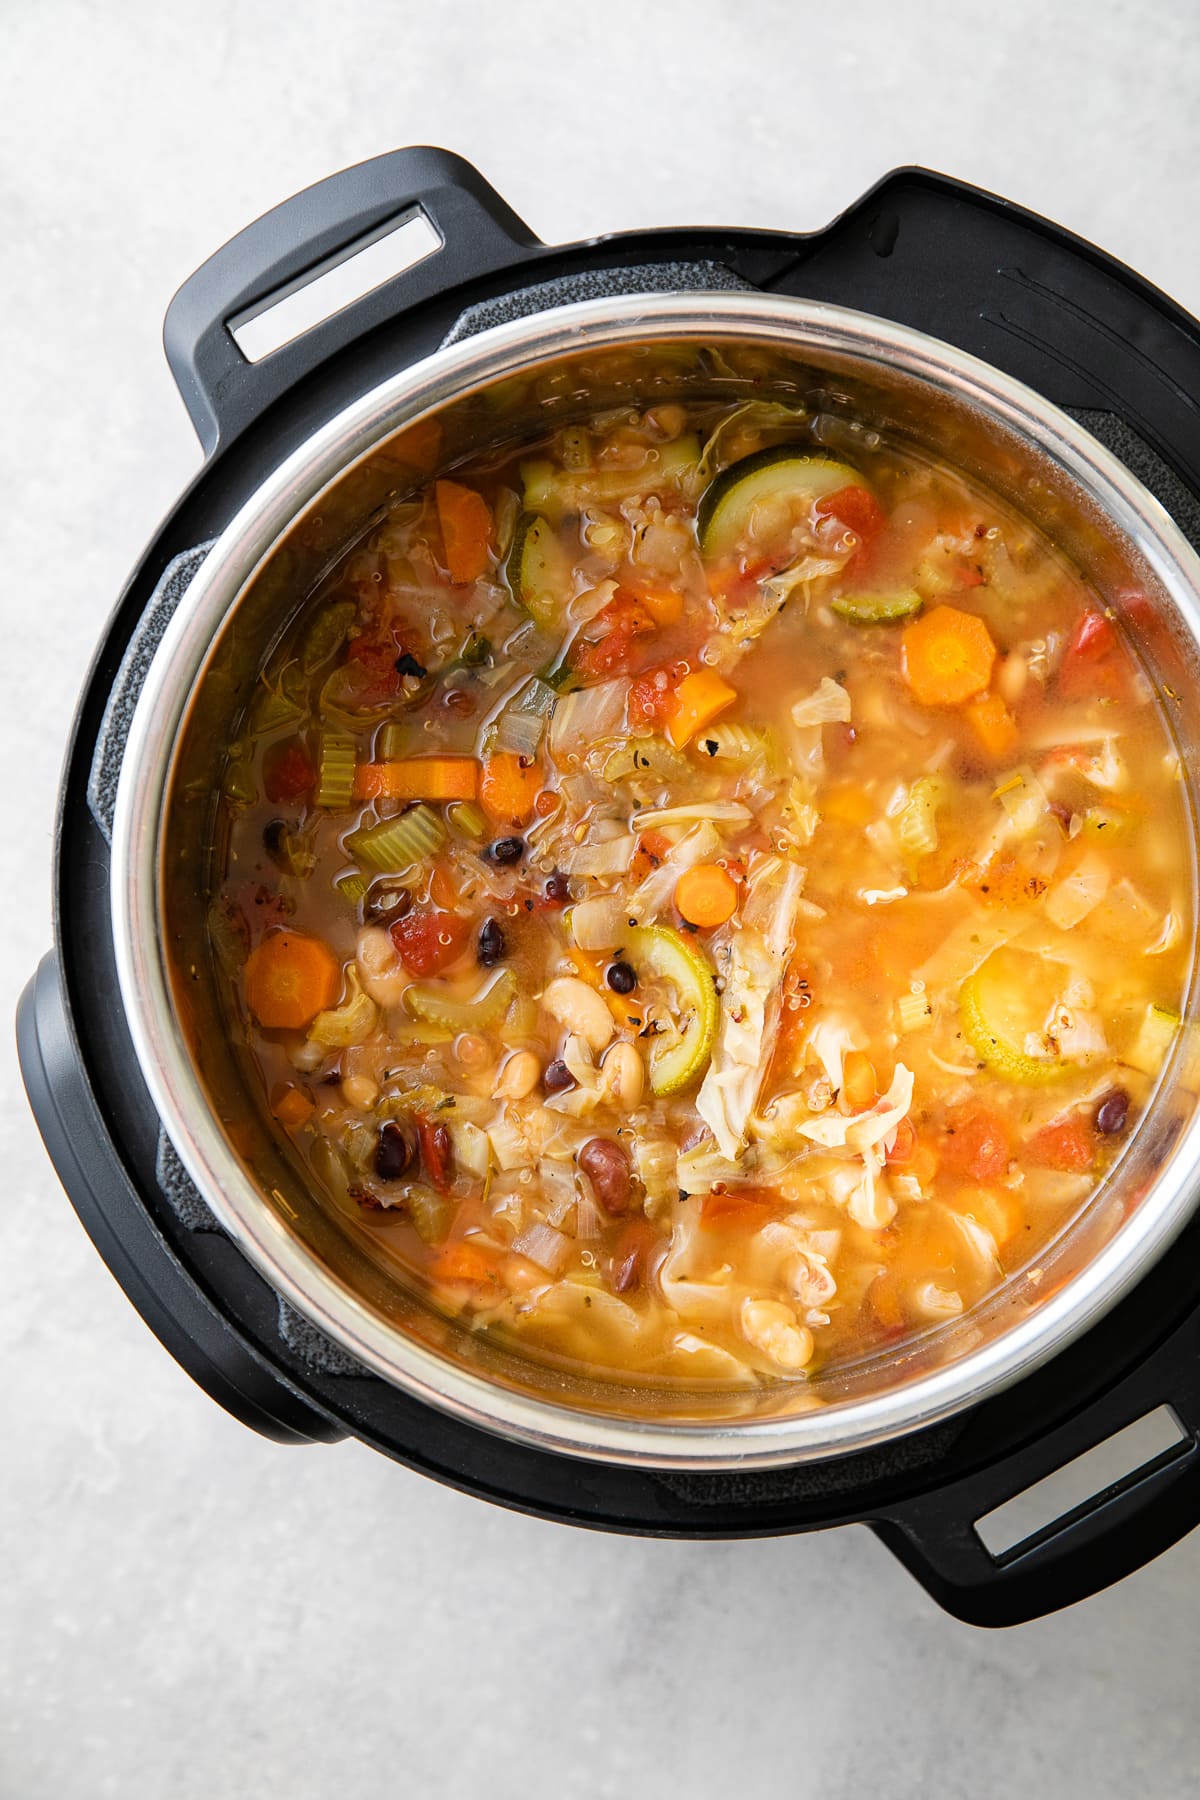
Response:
816,484,886,544
390,908,469,977
940,1106,1012,1181
571,596,657,679
629,660,688,727
263,741,315,803
1029,1115,1094,1173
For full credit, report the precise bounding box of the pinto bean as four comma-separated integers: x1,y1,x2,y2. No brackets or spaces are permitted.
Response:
579,1137,633,1215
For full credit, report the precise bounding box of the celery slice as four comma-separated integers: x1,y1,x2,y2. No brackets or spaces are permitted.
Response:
335,870,370,907
347,804,445,871
299,598,356,671
446,800,488,842
314,730,356,808
403,968,517,1032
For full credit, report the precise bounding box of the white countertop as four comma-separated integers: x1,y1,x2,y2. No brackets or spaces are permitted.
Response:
3,1,1200,1793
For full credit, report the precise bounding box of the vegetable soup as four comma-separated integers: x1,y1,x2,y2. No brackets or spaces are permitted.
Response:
211,394,1192,1389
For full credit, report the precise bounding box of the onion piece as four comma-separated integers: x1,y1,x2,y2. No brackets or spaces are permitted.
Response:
511,1222,572,1273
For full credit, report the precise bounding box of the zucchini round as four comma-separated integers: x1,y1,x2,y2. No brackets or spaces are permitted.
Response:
626,924,719,1096
506,512,573,629
698,448,866,561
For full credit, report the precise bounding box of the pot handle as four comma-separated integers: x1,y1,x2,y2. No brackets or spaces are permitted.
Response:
163,146,540,456
871,1303,1200,1627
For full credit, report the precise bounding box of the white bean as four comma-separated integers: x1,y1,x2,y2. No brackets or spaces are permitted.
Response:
541,976,615,1055
355,925,408,1008
495,1049,541,1100
601,1040,644,1110
740,1298,814,1372
997,650,1028,706
341,1074,379,1111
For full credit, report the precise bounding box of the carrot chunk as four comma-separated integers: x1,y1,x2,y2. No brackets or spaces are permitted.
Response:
244,931,340,1030
901,604,997,707
479,752,542,826
353,757,479,803
674,863,739,928
964,691,1019,760
430,1241,502,1287
666,668,738,747
272,1085,316,1129
435,480,493,584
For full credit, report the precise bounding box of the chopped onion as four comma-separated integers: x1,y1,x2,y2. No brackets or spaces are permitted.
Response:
569,893,627,950
549,679,628,760
574,1193,602,1241
790,677,851,727
493,708,545,758
632,801,752,830
511,1222,572,1273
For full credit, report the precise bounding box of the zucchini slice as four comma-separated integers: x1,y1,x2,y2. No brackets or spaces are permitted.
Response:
698,448,865,560
626,924,719,1096
959,949,1074,1084
831,589,923,625
506,513,573,630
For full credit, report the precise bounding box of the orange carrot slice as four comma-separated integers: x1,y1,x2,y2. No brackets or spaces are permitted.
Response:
244,931,340,1030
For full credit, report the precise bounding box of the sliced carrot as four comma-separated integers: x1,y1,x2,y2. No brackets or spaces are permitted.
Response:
435,480,493,584
700,1188,777,1228
353,757,478,803
479,752,542,827
901,604,997,707
383,414,443,473
272,1085,316,1129
964,691,1019,760
244,931,340,1030
841,1051,878,1111
666,668,738,748
674,862,739,928
427,857,459,911
430,1240,503,1287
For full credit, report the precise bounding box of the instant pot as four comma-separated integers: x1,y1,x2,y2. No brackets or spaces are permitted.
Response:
19,146,1200,1627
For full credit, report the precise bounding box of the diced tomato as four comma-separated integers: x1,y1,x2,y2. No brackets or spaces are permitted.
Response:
416,1115,454,1192
389,908,469,977
1029,1114,1094,1173
571,596,657,679
629,659,688,727
816,484,886,544
1058,607,1124,701
629,829,672,886
940,1106,1012,1182
955,565,986,589
263,740,315,803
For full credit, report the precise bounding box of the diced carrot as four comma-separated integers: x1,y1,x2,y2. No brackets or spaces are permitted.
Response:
964,691,1019,760
940,1106,1012,1182
901,604,997,707
1030,1114,1095,1173
957,1186,1025,1249
430,1241,502,1287
479,752,542,827
435,480,493,584
623,577,684,625
820,782,874,827
674,862,739,929
666,668,738,747
272,1085,316,1129
908,1137,940,1189
841,1051,878,1111
244,931,340,1030
700,1188,777,1228
353,758,478,803
869,1271,906,1333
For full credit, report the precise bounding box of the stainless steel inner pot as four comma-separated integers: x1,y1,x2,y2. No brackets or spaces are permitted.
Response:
112,292,1200,1469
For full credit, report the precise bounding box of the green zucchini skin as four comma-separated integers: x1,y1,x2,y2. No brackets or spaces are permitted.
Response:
697,447,865,558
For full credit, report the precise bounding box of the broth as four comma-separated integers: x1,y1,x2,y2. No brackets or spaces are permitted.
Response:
210,394,1192,1389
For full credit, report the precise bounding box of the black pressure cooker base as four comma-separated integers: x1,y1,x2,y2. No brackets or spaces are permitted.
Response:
19,149,1200,1627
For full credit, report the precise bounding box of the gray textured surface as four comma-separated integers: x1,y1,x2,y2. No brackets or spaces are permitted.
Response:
4,1,1200,1796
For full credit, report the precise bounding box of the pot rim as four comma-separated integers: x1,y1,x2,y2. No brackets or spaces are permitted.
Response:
112,290,1200,1470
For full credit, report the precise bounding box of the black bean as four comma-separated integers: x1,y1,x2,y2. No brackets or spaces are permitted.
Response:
1096,1089,1130,1136
606,960,637,995
477,917,506,967
394,651,427,679
374,1120,417,1181
262,818,288,857
543,870,571,906
543,1058,575,1095
484,836,525,865
365,880,413,923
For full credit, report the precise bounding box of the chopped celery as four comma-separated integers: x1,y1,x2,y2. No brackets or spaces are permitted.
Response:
897,991,933,1033
403,968,517,1031
626,925,719,1096
335,870,370,907
377,720,415,761
299,598,356,671
1126,1003,1179,1077
263,821,316,878
314,730,356,808
407,1186,456,1245
347,804,446,871
832,589,922,625
446,799,488,841
460,632,493,667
